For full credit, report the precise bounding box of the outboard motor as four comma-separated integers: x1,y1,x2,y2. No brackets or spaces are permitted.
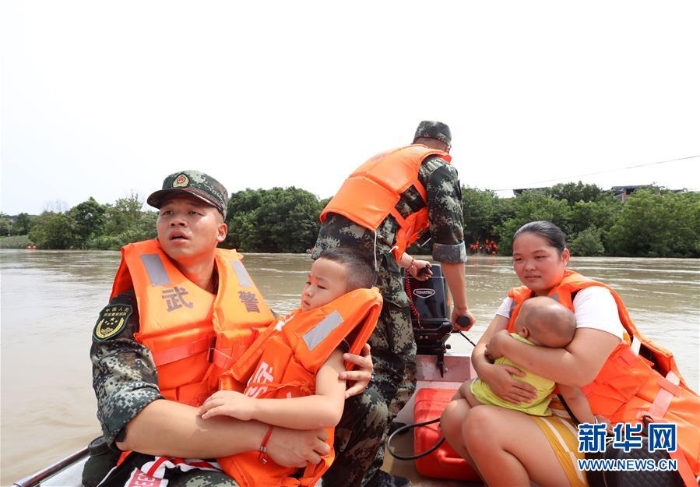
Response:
404,263,453,375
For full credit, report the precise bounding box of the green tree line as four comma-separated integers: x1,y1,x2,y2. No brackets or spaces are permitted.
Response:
1,183,698,258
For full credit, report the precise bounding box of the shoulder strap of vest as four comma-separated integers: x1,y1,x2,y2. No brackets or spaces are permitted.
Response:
224,287,382,389
344,288,383,357
525,271,692,390
285,287,382,372
411,144,452,163
111,240,163,299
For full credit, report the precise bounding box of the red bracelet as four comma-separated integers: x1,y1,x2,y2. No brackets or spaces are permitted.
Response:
258,426,274,464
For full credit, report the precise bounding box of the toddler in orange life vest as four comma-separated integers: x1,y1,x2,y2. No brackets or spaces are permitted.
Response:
198,247,381,486
459,297,605,425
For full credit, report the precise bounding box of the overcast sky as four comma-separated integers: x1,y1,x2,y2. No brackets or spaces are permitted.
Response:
2,1,699,216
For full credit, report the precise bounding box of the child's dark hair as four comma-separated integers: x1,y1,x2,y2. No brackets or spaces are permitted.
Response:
317,248,377,291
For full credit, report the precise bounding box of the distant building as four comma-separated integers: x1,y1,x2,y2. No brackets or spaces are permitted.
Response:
611,185,688,202
511,185,688,202
611,185,642,202
512,187,547,196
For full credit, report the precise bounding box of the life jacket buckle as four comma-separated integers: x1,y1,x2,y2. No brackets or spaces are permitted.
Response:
207,337,217,363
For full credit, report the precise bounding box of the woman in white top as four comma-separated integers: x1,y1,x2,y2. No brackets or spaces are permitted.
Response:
441,220,626,487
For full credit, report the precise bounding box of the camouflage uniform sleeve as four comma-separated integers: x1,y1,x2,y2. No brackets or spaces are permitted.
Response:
90,291,163,446
419,155,467,264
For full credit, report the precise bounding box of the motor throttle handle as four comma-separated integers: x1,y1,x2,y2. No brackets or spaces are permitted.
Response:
455,315,474,330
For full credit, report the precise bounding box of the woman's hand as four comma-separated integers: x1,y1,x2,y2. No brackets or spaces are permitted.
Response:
480,362,538,405
339,343,373,398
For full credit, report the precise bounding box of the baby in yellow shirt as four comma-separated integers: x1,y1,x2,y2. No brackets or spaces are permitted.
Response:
461,296,596,422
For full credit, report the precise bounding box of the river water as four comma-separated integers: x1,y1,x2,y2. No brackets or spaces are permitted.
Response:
1,250,698,485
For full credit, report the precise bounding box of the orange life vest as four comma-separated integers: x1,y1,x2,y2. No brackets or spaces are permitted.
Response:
111,240,276,406
320,145,451,260
508,270,700,481
216,287,383,487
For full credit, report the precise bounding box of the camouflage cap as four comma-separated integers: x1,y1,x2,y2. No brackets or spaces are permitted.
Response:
147,170,229,218
413,120,452,147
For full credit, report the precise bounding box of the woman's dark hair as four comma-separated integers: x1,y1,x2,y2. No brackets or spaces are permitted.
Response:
317,247,377,290
513,221,567,255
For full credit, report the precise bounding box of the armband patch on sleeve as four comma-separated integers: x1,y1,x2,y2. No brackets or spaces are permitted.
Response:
93,304,133,341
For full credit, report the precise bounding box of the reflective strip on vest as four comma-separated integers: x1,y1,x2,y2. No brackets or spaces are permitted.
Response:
231,260,252,287
303,311,343,351
141,254,170,286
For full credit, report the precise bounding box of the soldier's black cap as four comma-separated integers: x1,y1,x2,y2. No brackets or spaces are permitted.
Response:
147,170,229,218
413,120,452,147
